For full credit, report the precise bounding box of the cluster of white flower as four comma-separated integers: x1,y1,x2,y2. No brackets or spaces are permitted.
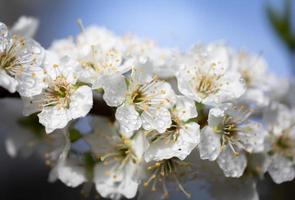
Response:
1,16,294,200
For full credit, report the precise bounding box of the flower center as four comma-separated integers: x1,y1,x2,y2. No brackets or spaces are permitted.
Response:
0,42,22,77
240,69,251,87
150,113,182,143
272,134,295,158
43,76,73,108
144,158,192,199
127,76,169,111
98,137,137,171
214,114,246,155
194,74,220,98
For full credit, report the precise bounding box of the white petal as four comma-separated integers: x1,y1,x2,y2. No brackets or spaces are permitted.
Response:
141,107,171,133
0,71,18,93
149,81,176,108
38,107,71,133
69,86,93,119
174,95,198,121
242,88,269,107
100,75,127,107
22,96,42,116
49,37,76,58
208,108,224,128
206,43,229,73
131,65,153,84
17,66,45,97
263,103,291,136
268,154,295,184
131,131,149,160
51,160,86,187
199,126,221,161
145,122,200,161
217,146,247,178
236,121,266,153
115,104,142,134
94,162,139,199
11,16,39,38
217,71,245,103
176,67,197,101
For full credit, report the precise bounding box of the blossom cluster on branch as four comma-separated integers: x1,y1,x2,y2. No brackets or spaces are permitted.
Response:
1,16,295,200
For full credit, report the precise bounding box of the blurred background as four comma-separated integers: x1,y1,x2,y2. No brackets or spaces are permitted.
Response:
0,0,294,199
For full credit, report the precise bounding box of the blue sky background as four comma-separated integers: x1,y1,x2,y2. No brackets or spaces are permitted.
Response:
0,0,294,76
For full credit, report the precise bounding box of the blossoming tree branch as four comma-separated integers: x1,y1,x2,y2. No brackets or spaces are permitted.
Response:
0,16,295,200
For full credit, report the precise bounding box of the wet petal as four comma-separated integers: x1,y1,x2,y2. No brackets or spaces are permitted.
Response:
50,159,86,188
141,107,171,133
268,154,295,184
17,66,46,97
145,122,200,161
217,146,247,177
69,86,93,119
175,95,198,121
0,71,18,93
115,104,142,134
100,75,127,107
208,108,224,128
38,107,71,133
237,121,267,153
199,126,221,161
94,162,139,199
22,95,42,116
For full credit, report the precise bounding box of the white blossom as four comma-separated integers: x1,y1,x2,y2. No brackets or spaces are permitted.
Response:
176,43,245,106
263,103,295,183
199,105,267,177
84,116,147,199
102,66,176,135
22,51,93,133
50,26,135,89
76,45,134,88
49,130,87,188
144,95,200,161
76,25,119,51
230,51,271,107
0,21,45,96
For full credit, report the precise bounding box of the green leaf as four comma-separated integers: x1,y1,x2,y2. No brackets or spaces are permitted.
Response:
69,128,82,143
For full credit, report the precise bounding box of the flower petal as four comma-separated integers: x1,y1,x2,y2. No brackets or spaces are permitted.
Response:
94,162,139,199
100,75,127,107
22,96,42,116
175,95,198,121
268,154,295,184
11,16,39,38
217,146,247,177
0,71,18,93
69,86,93,119
236,121,266,153
17,66,45,97
208,108,224,128
141,107,171,133
38,107,71,133
145,122,200,161
115,104,142,135
199,126,221,161
51,159,86,187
